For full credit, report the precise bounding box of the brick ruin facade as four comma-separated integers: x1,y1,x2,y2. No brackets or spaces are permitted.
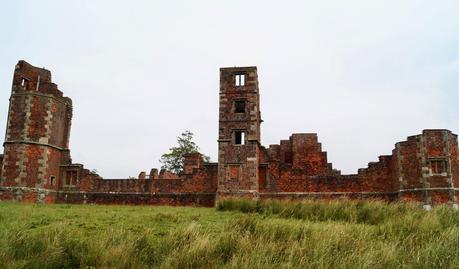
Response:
0,61,458,207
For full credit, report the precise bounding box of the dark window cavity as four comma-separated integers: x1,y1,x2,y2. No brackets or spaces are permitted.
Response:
234,100,246,113
235,131,245,145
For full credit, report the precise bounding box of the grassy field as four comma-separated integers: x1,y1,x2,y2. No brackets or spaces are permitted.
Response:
1,200,459,269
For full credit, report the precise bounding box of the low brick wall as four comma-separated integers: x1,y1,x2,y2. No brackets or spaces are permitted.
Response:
56,192,216,207
0,187,56,203
259,192,399,201
0,187,216,207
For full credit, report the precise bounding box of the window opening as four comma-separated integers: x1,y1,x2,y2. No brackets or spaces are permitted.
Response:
429,159,447,175
234,100,246,113
235,74,245,86
21,78,27,87
36,75,40,91
235,131,245,145
65,170,78,185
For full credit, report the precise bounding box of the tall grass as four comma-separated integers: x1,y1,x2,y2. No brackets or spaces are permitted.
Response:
1,200,459,268
216,198,459,225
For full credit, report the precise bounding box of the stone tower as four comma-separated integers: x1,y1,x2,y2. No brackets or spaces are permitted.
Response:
0,60,72,191
217,67,262,198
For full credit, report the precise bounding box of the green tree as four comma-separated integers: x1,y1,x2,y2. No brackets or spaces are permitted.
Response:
160,130,210,174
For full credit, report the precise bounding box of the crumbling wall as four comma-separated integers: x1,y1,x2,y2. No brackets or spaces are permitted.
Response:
395,130,459,205
0,61,72,190
260,133,340,193
155,163,218,193
258,133,396,199
356,155,395,192
2,62,458,207
257,130,458,205
78,154,217,194
58,153,218,206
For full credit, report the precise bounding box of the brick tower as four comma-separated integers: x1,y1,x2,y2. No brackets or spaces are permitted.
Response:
394,130,459,207
217,67,262,198
0,60,72,193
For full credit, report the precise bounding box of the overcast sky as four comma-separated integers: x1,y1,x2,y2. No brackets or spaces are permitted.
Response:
1,1,458,178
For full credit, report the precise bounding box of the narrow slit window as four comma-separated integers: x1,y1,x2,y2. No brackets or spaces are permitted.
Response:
234,100,246,113
235,74,245,86
50,176,56,186
21,78,27,87
235,131,245,145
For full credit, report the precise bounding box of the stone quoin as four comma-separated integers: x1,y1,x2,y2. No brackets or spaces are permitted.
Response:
1,61,458,207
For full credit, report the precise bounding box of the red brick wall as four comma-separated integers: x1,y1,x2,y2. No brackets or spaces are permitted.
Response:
0,187,56,204
23,145,44,187
1,145,21,186
57,192,215,207
1,62,458,207
65,153,217,196
394,130,458,204
156,164,218,193
356,155,395,192
218,67,261,195
0,189,15,201
74,163,217,194
1,61,72,189
260,133,351,193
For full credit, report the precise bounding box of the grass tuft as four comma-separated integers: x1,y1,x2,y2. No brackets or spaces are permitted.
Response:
0,200,458,268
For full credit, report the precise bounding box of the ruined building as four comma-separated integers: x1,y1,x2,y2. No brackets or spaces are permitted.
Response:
0,61,458,207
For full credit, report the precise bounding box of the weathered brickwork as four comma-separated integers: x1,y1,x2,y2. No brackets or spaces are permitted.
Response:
72,154,217,195
0,61,458,207
216,67,459,207
217,67,261,199
395,130,459,206
57,192,216,207
0,61,72,191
